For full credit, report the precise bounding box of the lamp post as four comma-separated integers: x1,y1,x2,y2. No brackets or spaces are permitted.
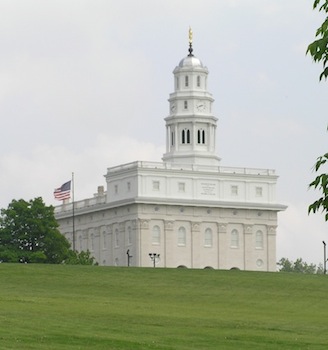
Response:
126,249,132,267
149,253,160,268
323,241,327,274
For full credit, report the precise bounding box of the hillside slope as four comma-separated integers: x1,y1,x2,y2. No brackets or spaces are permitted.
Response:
1,264,327,349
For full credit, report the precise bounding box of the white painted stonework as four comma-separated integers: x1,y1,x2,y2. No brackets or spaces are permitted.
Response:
55,41,286,271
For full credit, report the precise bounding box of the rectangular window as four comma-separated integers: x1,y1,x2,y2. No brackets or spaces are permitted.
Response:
255,231,264,249
231,185,238,196
231,230,239,248
127,182,131,192
178,182,185,192
115,230,119,247
114,185,118,194
204,229,213,247
256,186,263,197
127,227,132,245
185,76,189,87
178,228,186,246
153,181,160,191
152,226,161,245
90,234,94,251
184,101,188,109
103,231,107,249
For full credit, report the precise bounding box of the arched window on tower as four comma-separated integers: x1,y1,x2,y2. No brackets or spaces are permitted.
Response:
182,129,190,144
176,77,179,90
197,129,206,144
186,129,190,144
197,75,201,87
171,131,174,146
185,75,189,87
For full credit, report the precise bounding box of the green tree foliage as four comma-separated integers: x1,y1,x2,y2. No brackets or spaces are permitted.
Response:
0,197,70,263
308,153,328,220
277,257,323,274
0,197,98,265
64,250,98,265
307,2,328,220
307,0,328,80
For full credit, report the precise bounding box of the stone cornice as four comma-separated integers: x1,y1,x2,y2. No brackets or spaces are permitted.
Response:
55,196,286,220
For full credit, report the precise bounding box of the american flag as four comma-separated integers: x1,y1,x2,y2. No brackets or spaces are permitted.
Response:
54,181,71,201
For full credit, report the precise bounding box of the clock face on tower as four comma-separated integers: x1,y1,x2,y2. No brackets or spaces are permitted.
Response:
170,103,176,113
196,101,206,112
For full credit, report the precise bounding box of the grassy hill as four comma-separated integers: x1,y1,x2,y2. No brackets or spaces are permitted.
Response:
1,264,328,349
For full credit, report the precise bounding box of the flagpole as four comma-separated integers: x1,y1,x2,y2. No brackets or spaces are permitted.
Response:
72,172,76,251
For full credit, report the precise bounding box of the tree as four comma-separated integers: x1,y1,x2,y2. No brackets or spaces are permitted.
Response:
308,153,328,220
307,0,328,80
0,197,71,263
64,250,98,265
277,257,321,274
277,257,293,272
307,2,328,218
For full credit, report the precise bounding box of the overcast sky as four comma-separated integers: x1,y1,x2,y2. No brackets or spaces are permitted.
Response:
0,0,327,265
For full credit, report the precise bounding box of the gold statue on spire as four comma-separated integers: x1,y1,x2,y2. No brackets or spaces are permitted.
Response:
189,26,193,44
188,27,194,56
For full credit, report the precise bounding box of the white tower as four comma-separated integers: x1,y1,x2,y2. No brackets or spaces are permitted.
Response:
162,28,221,166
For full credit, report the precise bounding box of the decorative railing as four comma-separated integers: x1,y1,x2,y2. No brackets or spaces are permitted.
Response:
54,195,106,214
106,160,275,176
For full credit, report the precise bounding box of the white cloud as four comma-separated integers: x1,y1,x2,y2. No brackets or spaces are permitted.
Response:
0,134,164,208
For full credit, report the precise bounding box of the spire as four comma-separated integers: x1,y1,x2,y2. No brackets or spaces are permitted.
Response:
188,27,194,57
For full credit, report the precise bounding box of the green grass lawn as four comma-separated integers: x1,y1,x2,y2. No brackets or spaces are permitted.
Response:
1,264,328,349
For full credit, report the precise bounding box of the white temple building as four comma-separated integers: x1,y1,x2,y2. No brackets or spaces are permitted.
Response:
55,32,286,271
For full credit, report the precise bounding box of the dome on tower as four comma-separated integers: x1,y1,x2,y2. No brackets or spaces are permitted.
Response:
178,55,203,68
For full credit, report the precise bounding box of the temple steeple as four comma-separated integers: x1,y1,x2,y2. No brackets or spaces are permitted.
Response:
162,30,220,166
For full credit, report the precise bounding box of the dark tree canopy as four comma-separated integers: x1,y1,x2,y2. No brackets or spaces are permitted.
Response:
0,197,70,263
307,0,328,80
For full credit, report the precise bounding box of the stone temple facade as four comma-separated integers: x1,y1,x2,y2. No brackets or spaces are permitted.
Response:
55,35,286,271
